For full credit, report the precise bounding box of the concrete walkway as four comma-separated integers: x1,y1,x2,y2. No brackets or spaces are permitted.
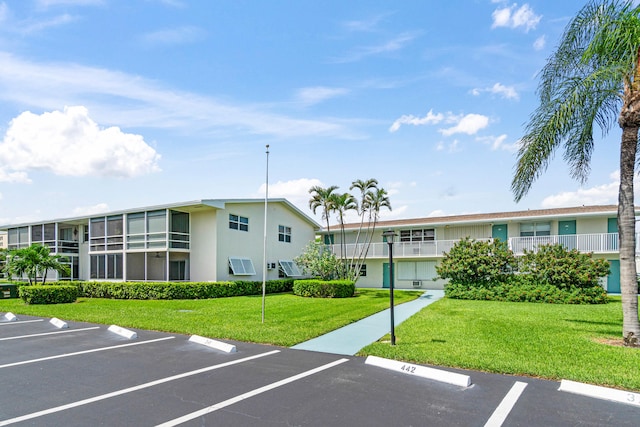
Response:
291,290,444,356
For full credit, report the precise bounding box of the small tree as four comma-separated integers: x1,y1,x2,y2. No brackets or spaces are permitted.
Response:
4,244,70,285
518,244,610,290
436,237,515,286
294,242,342,281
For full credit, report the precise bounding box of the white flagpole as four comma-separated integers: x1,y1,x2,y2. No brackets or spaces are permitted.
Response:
262,144,269,323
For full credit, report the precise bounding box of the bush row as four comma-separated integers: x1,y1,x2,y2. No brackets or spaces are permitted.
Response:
292,279,355,298
19,285,78,304
444,279,609,304
39,279,294,301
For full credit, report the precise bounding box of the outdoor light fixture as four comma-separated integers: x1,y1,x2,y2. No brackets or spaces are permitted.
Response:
382,229,398,345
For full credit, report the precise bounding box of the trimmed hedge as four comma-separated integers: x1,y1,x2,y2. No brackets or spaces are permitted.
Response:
293,279,355,298
46,279,294,300
19,285,78,305
445,278,609,304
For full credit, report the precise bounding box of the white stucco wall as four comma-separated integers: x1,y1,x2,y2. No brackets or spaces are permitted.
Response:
190,209,218,281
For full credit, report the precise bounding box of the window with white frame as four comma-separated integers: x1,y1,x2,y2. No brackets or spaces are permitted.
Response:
278,225,291,243
229,214,249,232
228,257,256,275
399,229,435,242
278,260,301,277
520,222,551,237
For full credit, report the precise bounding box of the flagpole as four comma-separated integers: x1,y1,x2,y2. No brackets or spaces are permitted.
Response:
262,144,269,323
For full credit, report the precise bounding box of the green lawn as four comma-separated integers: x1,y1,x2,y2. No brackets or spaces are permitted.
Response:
360,296,640,391
0,289,418,347
2,290,639,391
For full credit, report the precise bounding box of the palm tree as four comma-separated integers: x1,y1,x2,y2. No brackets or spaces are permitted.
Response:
5,244,70,285
350,178,379,266
308,185,339,243
511,0,640,338
330,192,358,278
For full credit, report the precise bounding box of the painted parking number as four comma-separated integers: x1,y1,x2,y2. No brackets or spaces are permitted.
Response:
401,364,417,374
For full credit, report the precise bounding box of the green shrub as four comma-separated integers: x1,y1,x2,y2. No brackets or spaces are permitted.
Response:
436,237,515,286
293,279,355,298
46,279,294,300
518,244,610,289
445,274,609,304
19,285,78,304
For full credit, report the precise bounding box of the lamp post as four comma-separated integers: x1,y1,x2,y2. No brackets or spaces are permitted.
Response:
382,229,397,345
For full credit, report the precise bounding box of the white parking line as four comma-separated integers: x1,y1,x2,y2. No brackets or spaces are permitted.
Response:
0,326,100,341
484,381,528,427
0,349,281,426
0,336,175,369
156,357,350,427
0,319,44,326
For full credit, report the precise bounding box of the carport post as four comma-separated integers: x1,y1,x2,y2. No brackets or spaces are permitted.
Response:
383,229,397,346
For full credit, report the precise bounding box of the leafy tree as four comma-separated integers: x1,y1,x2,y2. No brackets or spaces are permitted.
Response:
4,244,70,285
436,237,515,286
511,0,640,337
294,242,342,281
518,244,610,290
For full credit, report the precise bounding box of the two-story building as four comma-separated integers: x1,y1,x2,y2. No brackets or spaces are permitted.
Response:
0,199,319,282
321,205,637,293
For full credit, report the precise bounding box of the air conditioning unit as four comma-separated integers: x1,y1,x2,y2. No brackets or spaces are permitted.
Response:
267,262,276,269
412,280,422,288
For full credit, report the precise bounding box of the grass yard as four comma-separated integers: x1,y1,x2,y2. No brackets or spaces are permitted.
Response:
0,289,418,347
360,296,640,391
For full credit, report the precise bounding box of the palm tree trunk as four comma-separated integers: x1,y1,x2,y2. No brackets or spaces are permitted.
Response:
618,124,640,337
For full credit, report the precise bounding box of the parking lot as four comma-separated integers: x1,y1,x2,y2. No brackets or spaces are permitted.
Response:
1,313,639,426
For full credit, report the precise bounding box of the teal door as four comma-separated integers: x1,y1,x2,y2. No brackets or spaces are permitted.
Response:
492,224,508,241
382,263,392,288
558,220,576,235
608,218,618,233
607,260,621,293
558,220,577,249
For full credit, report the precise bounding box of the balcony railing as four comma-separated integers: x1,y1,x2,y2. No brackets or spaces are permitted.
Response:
325,232,636,259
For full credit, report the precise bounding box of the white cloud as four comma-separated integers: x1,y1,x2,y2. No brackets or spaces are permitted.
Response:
258,177,323,213
491,3,541,32
0,169,30,183
533,35,546,51
471,82,519,100
295,86,349,106
391,110,489,136
0,53,352,139
70,203,110,217
490,83,519,100
37,0,103,7
436,139,460,152
476,134,517,152
389,109,444,132
0,106,161,181
440,113,489,136
333,31,420,63
541,171,631,208
140,26,206,46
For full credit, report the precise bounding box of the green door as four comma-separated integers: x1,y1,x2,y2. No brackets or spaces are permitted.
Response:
607,218,618,233
607,259,621,293
492,224,508,241
382,263,392,288
558,220,577,249
558,220,576,235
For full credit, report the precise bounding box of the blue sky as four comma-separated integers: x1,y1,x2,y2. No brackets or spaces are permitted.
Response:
0,0,627,227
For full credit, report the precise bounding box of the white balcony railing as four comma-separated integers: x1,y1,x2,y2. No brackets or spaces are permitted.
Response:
325,233,635,259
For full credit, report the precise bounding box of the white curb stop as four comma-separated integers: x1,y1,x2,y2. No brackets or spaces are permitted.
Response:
365,355,472,387
189,335,237,353
108,325,137,339
3,312,17,322
50,318,68,329
559,379,640,407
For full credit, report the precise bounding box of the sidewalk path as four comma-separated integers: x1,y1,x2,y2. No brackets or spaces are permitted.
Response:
291,290,444,355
